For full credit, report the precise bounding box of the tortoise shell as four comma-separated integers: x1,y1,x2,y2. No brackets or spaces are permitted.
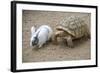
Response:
57,16,88,38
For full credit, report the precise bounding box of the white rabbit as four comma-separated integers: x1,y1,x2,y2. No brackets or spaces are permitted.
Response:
30,25,53,48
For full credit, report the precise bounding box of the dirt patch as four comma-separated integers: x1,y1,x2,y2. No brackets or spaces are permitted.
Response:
22,10,91,63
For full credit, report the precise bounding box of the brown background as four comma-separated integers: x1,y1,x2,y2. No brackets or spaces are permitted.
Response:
22,10,91,63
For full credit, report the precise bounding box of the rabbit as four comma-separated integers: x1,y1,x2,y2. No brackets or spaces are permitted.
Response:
30,25,53,48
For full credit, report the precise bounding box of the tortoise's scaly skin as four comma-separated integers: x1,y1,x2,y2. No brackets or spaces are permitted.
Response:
54,16,90,47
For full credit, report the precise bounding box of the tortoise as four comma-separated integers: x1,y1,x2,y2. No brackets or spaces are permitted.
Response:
54,16,90,48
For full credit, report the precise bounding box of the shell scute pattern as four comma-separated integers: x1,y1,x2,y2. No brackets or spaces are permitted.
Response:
59,16,87,38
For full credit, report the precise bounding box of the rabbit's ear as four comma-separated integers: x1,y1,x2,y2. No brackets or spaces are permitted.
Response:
31,26,36,35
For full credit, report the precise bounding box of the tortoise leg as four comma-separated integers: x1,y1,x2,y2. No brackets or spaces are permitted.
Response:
65,36,74,48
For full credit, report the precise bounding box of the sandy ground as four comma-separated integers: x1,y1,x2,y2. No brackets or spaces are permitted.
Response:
22,10,91,63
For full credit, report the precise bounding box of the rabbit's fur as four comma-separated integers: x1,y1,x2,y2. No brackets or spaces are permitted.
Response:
30,25,53,48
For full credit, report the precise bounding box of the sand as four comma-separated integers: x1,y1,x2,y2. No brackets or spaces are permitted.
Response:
22,10,91,63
